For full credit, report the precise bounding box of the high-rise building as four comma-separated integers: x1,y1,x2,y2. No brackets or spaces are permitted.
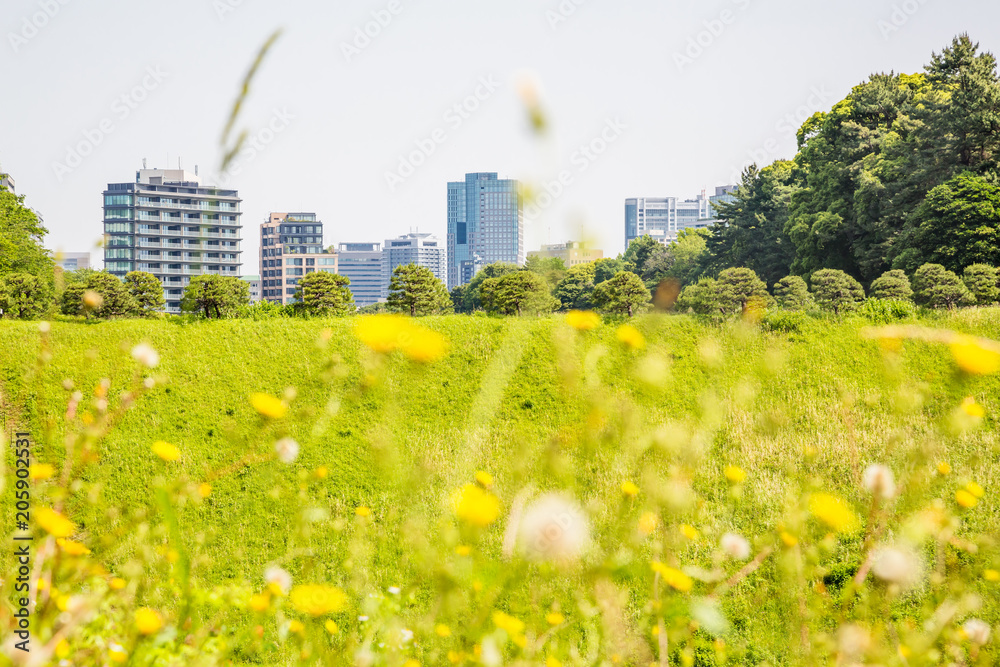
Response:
103,168,242,313
447,172,523,288
259,212,338,305
241,275,261,303
381,232,447,298
528,242,603,268
0,170,14,193
337,243,383,308
625,185,736,248
57,252,91,271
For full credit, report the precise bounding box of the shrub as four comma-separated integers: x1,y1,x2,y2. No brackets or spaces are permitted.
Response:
124,271,166,315
963,264,999,305
857,298,917,324
759,309,808,333
181,275,250,318
869,269,913,302
773,276,814,310
810,269,865,314
294,272,354,316
480,271,556,316
387,264,452,316
716,267,771,315
913,263,974,309
235,300,293,320
87,272,141,318
592,271,650,317
0,272,51,319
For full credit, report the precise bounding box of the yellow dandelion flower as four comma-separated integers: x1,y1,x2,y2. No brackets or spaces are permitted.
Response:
621,481,640,497
315,466,328,479
455,545,472,556
808,493,861,533
198,483,212,498
288,620,305,634
110,577,126,590
451,484,501,527
724,465,746,484
546,612,565,625
56,538,90,555
435,623,452,637
472,580,483,593
680,524,699,541
475,470,494,488
937,462,952,476
108,643,127,663
55,639,71,659
29,463,55,481
616,324,645,350
956,489,979,508
355,506,371,517
37,507,76,537
492,611,525,635
151,440,180,462
967,482,985,498
779,531,799,548
404,661,420,667
250,393,287,419
166,549,179,563
325,619,339,634
399,326,449,363
950,335,1000,375
546,657,563,667
249,593,270,612
289,584,347,616
650,561,693,592
355,315,410,353
565,310,601,331
135,608,163,635
638,512,659,536
983,569,1000,582
961,397,986,418
447,651,463,664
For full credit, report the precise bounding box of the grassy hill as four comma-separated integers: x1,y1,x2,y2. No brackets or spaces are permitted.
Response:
2,311,1000,665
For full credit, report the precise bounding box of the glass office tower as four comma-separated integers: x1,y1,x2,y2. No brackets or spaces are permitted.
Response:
446,172,522,288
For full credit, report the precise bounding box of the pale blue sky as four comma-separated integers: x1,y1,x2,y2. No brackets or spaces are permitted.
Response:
2,0,997,274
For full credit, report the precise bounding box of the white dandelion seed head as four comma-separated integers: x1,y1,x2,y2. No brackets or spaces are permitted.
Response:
862,464,896,499
518,493,590,563
963,618,991,645
38,321,51,333
837,623,871,658
274,438,300,464
263,566,292,594
387,586,401,595
871,546,922,588
720,532,751,560
131,343,159,369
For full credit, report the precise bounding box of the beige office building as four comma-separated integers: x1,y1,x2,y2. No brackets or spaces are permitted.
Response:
260,212,338,305
528,241,604,267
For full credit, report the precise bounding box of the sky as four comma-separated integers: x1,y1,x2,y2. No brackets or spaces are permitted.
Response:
2,0,998,275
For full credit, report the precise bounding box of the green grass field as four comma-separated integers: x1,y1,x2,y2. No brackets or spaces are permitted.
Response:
3,311,1000,665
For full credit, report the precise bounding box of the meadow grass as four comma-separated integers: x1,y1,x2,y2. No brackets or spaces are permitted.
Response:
2,310,999,665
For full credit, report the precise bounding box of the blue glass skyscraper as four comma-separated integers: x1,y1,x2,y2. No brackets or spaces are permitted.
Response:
446,172,523,288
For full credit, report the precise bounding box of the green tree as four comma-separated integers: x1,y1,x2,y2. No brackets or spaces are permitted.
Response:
294,271,354,316
963,264,999,304
450,285,469,313
461,262,519,312
554,263,597,311
61,282,87,316
0,188,53,280
714,267,771,315
523,255,567,291
181,275,249,318
665,228,711,287
124,271,165,315
622,236,663,278
480,271,556,316
810,269,866,314
912,263,975,309
677,278,720,316
592,271,650,317
386,264,452,316
592,257,632,284
869,269,914,301
773,276,814,310
87,272,140,318
0,272,51,319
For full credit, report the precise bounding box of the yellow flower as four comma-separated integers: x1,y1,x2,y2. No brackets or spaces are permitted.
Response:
55,639,71,659
546,612,565,625
135,608,163,635
961,397,986,418
399,326,449,363
324,619,339,634
435,623,452,637
36,507,76,537
198,483,212,498
355,506,371,517
56,538,90,555
475,471,494,488
250,393,287,419
956,489,979,508
650,561,693,592
355,315,410,353
938,462,952,476
108,643,127,663
451,484,501,527
546,657,563,667
289,584,347,616
29,463,55,481
808,493,861,533
983,569,1000,582
110,577,126,590
315,466,328,479
455,545,472,557
638,512,659,536
950,335,1000,374
967,482,985,498
447,651,464,664
616,324,645,349
724,465,746,484
779,531,799,548
404,661,420,667
288,620,305,634
565,310,601,331
151,440,180,462
492,611,525,635
249,593,271,612
680,524,699,541
621,481,640,497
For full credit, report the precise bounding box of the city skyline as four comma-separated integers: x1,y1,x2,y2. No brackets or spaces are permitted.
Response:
3,1,993,276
